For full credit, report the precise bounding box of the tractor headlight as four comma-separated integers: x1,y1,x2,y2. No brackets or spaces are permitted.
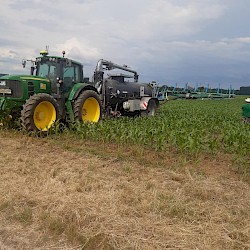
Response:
0,80,6,86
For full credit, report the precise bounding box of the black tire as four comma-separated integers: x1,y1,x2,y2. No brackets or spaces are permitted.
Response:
73,90,101,123
141,99,157,117
21,93,59,132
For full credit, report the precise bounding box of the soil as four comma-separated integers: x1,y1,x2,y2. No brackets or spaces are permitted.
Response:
0,131,249,250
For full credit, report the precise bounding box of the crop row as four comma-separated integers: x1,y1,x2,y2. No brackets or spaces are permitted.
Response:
1,96,249,173
64,97,249,158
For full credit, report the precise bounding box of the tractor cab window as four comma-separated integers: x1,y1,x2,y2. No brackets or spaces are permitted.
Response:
62,63,81,93
37,61,60,93
37,62,59,79
37,63,49,78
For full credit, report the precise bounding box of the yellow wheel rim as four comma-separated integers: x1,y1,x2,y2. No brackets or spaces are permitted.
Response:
33,101,56,131
82,97,100,122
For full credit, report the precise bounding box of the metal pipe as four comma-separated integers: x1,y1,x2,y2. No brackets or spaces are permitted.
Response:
96,59,104,72
94,59,139,82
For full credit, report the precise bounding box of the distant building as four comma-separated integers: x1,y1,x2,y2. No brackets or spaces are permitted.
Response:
239,86,250,95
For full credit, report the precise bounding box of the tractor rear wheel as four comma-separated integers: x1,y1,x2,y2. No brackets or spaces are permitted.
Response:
73,90,101,123
141,99,157,117
21,93,59,132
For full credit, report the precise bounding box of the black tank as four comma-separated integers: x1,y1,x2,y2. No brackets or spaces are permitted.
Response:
103,76,153,107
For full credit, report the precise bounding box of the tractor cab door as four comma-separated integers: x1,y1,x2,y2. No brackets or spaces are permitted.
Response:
62,62,82,96
36,61,60,93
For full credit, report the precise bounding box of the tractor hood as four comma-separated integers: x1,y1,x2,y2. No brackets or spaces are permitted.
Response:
0,74,50,82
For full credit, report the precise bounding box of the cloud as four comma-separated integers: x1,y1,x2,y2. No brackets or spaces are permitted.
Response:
0,49,25,74
0,0,249,88
222,37,250,44
55,37,101,61
135,1,226,39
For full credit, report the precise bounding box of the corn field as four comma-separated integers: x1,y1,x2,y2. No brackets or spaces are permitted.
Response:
67,97,246,152
1,96,249,174
63,96,249,174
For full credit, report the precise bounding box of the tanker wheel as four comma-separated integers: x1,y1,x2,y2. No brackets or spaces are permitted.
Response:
141,99,157,117
21,93,59,132
73,90,101,123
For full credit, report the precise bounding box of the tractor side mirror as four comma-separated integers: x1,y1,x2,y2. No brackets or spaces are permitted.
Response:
30,66,35,75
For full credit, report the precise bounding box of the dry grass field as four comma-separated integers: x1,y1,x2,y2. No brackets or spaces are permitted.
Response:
0,130,249,250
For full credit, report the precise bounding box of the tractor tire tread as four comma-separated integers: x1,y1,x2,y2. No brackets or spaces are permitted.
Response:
73,90,101,121
21,93,59,132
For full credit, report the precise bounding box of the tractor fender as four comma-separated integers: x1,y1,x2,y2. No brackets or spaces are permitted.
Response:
67,83,99,102
0,98,6,110
140,97,159,110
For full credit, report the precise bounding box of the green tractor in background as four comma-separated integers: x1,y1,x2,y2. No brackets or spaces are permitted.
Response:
0,49,159,132
0,50,101,131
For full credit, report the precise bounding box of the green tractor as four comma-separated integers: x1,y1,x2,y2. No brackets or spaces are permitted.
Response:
0,50,159,132
0,50,101,131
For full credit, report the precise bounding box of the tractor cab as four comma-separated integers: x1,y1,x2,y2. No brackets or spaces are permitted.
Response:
30,50,84,94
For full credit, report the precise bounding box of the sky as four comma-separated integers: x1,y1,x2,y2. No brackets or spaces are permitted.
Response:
0,0,250,89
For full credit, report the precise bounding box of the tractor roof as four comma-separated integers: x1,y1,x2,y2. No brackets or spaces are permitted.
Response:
36,50,83,66
36,56,83,66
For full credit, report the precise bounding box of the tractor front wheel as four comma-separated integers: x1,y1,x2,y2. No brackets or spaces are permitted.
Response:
73,90,101,123
21,93,59,132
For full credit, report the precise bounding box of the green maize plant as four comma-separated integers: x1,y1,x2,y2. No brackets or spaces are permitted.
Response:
56,96,249,173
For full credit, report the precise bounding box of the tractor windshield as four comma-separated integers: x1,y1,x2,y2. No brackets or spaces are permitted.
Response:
36,60,61,93
37,61,60,81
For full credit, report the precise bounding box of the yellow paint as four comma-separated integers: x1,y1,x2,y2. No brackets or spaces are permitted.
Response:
40,83,47,90
20,77,49,82
33,101,56,131
40,50,48,56
82,97,100,122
